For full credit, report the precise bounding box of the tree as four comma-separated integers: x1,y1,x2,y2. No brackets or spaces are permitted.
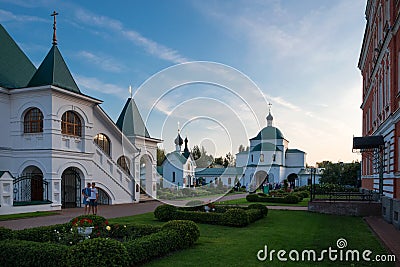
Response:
156,147,166,166
223,152,234,167
318,161,361,186
238,144,245,153
191,145,201,160
214,157,224,166
193,146,214,168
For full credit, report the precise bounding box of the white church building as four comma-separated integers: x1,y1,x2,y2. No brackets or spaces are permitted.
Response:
0,23,160,215
236,109,308,190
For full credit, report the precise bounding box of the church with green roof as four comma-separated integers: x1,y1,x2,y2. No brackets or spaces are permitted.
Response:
0,22,160,215
234,109,309,190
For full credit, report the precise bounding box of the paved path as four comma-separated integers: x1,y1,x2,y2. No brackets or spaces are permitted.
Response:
364,216,400,266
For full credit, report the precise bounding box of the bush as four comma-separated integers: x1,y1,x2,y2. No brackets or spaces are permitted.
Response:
107,223,161,240
246,209,264,223
0,227,13,240
257,192,267,197
68,238,129,267
284,195,300,204
297,191,309,198
174,210,223,224
0,239,68,267
14,223,71,243
125,230,181,265
247,204,268,215
222,208,249,227
246,194,260,202
162,220,200,246
154,204,177,221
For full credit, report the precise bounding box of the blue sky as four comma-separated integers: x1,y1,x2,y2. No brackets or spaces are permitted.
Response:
0,0,366,165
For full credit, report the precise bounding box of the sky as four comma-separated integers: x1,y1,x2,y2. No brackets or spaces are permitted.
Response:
0,0,367,166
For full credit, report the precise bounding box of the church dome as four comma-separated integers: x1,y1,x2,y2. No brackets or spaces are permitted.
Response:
250,126,284,140
174,133,183,146
266,113,273,121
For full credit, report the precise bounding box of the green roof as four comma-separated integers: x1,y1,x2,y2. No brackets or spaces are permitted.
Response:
116,98,150,138
28,45,80,93
195,167,243,176
157,166,163,176
0,24,36,88
251,142,281,152
165,151,188,165
250,126,284,140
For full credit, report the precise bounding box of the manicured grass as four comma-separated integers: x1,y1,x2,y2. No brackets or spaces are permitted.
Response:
0,211,60,221
110,210,394,267
216,197,310,207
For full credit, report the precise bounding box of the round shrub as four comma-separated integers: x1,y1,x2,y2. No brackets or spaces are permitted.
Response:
247,204,268,215
246,194,259,202
297,191,309,198
154,204,177,221
222,208,249,227
0,227,13,240
68,238,129,267
161,220,200,246
284,195,300,204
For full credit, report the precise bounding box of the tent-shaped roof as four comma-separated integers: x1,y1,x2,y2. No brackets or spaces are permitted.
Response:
116,98,150,138
0,24,36,88
28,45,80,93
251,142,281,152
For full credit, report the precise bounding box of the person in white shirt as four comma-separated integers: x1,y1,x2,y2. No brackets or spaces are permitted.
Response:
89,182,99,215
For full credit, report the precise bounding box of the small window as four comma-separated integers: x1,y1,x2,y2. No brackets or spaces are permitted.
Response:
251,154,254,162
228,178,232,185
24,108,43,133
117,156,130,175
172,172,176,182
260,154,264,162
61,111,81,137
94,133,111,156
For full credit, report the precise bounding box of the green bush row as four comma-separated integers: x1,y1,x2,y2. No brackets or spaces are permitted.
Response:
246,193,301,204
0,220,199,267
154,204,267,227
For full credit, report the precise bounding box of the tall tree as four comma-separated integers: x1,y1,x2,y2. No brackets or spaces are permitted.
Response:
238,144,245,153
191,145,201,160
156,147,166,166
318,161,361,186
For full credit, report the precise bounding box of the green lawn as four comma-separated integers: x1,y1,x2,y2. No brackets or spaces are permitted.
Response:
0,211,60,221
109,210,394,267
216,197,310,207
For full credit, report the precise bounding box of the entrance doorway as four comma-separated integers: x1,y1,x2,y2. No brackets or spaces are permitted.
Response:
61,167,81,208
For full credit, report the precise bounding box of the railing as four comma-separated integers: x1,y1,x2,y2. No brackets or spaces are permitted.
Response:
13,175,50,205
311,190,379,202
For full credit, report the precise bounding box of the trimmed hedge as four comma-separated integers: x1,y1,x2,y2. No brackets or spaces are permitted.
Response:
154,204,177,221
0,239,68,267
155,204,266,227
246,193,300,204
68,238,130,267
0,227,13,241
13,223,72,243
125,220,200,265
0,219,199,267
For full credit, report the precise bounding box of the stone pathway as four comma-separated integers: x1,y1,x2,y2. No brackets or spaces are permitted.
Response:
364,216,400,266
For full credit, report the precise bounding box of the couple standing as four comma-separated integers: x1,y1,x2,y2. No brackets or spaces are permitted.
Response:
82,182,99,215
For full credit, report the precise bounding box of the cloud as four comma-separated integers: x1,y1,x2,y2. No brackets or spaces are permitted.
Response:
264,93,301,112
77,51,125,73
0,9,48,23
73,8,189,64
74,74,126,98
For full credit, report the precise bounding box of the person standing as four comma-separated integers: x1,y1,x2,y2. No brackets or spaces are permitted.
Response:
89,182,99,215
82,182,91,215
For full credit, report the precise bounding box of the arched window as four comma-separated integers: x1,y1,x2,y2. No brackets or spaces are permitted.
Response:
94,133,110,156
260,154,264,162
117,156,130,175
61,111,81,137
24,108,43,133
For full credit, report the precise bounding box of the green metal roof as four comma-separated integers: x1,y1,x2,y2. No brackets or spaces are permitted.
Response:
165,151,188,165
157,166,163,176
250,126,284,140
0,24,36,88
195,167,243,176
28,45,80,93
116,98,150,138
251,142,281,152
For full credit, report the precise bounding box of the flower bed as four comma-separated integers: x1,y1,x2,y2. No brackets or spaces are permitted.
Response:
246,193,301,204
0,215,199,267
154,204,268,227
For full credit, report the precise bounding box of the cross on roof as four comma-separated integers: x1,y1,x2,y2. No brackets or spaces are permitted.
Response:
51,11,59,45
268,102,272,112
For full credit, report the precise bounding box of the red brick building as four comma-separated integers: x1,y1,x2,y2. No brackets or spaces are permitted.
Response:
358,0,400,200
